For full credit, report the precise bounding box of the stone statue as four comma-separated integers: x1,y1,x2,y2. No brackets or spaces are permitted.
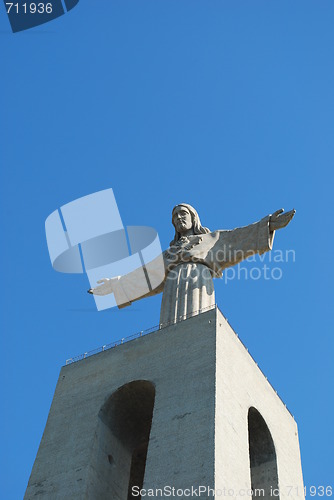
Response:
89,205,295,324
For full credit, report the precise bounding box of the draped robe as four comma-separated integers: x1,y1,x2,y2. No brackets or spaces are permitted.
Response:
111,215,275,325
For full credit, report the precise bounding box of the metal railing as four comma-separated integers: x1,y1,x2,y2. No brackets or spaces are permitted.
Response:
63,303,294,419
65,304,216,366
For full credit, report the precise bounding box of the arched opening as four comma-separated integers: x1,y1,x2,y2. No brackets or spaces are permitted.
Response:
90,380,155,499
248,407,279,500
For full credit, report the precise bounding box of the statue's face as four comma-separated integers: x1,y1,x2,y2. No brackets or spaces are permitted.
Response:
172,206,193,234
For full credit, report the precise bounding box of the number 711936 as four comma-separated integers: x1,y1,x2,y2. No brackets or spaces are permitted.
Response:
6,3,53,14
287,486,332,497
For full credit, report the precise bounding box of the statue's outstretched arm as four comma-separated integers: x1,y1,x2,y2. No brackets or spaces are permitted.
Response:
213,208,296,274
269,208,296,231
88,254,166,308
88,278,120,296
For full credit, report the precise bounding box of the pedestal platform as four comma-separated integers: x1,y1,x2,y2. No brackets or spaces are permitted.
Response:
25,307,304,500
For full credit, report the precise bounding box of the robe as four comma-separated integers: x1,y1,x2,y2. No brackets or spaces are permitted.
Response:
111,215,275,325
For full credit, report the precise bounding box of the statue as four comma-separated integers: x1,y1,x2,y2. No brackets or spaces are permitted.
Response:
89,205,295,324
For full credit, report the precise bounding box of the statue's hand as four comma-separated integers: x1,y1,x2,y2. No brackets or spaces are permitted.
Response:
269,208,296,231
88,277,120,296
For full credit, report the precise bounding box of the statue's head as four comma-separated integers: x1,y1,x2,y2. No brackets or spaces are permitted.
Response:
170,204,210,246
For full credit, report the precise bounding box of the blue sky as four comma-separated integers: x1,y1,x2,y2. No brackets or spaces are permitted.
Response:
1,1,333,498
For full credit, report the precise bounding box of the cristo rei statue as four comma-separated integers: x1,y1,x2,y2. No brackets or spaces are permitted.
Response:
89,205,295,325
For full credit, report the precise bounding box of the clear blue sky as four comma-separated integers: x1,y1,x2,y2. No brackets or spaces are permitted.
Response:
1,1,333,498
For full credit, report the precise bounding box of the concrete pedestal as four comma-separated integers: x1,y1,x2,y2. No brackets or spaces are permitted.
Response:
25,307,304,499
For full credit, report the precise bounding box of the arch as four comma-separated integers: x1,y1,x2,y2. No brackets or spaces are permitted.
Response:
248,407,279,500
89,380,155,499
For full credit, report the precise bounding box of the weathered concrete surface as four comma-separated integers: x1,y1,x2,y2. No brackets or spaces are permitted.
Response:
215,313,304,500
25,308,304,499
25,309,216,499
